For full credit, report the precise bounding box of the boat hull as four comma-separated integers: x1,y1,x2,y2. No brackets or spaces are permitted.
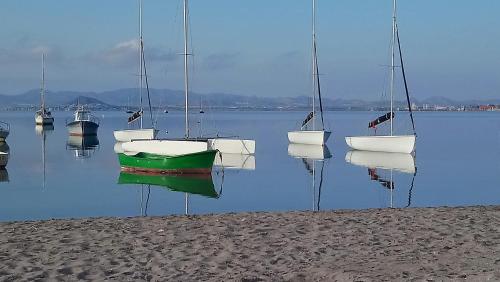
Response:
345,135,416,154
67,121,99,136
118,150,218,174
345,150,416,174
122,140,208,156
207,138,255,155
288,130,331,145
0,122,9,141
113,128,159,142
35,114,54,125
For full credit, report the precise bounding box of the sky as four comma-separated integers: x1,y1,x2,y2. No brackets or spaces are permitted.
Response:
0,0,499,100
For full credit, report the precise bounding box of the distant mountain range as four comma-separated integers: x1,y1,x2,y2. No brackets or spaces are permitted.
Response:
0,88,498,111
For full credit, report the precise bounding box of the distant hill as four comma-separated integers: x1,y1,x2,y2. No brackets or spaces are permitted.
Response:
0,88,499,111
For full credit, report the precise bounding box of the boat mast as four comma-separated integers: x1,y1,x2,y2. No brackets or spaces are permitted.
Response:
41,54,46,113
390,0,397,136
139,0,144,129
311,0,316,131
183,0,190,138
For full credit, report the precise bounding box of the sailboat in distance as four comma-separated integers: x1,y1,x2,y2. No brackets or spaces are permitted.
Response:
113,0,158,142
345,0,416,154
35,54,54,125
288,0,331,146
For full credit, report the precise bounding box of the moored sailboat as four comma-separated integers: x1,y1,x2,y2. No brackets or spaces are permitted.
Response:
345,0,416,154
117,0,216,174
288,0,331,146
113,0,158,142
35,54,54,125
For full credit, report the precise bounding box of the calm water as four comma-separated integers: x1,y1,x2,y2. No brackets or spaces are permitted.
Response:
0,111,499,222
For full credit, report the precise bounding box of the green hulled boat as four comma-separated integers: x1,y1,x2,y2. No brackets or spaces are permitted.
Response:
118,149,218,174
118,171,218,198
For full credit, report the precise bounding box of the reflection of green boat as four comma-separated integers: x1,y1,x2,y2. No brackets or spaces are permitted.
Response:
118,150,218,174
118,172,218,198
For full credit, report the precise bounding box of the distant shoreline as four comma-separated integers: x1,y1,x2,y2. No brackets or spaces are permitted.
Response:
1,205,499,281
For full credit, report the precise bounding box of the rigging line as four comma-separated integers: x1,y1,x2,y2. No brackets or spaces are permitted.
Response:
141,40,155,128
314,41,325,129
396,23,416,136
405,168,417,208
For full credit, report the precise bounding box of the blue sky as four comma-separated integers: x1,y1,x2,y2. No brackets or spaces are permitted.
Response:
0,0,499,100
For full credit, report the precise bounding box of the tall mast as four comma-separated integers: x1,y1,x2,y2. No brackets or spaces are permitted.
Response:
41,54,46,112
311,0,316,131
390,0,397,136
183,0,190,138
139,0,144,129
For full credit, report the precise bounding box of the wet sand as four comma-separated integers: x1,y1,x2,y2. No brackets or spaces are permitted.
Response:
1,206,499,281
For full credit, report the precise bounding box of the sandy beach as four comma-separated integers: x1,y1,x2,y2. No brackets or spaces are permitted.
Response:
1,206,499,281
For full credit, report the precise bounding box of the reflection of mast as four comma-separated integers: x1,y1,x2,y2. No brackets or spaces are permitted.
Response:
139,184,151,216
42,129,46,189
301,158,326,212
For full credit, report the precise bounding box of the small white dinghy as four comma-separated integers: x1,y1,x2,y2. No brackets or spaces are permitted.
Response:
288,0,330,146
346,135,415,154
113,0,156,142
345,0,416,154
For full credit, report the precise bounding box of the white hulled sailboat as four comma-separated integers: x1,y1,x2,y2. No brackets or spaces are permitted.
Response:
35,54,54,125
345,0,416,154
122,0,255,156
113,0,158,142
288,0,331,146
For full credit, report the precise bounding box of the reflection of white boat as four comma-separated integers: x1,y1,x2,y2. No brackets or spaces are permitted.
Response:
67,135,99,159
35,124,54,136
214,152,255,170
208,139,255,155
0,122,9,141
345,150,416,174
0,141,9,168
0,152,8,168
0,168,8,182
288,144,331,160
345,0,416,154
66,107,99,136
345,149,417,208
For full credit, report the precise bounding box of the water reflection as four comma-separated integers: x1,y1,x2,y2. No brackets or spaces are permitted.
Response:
118,172,220,216
288,144,331,211
214,152,256,170
0,141,9,182
345,150,417,208
35,125,54,189
66,135,99,159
